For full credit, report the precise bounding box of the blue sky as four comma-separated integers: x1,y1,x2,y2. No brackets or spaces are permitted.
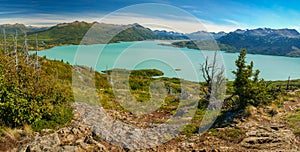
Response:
1,0,300,32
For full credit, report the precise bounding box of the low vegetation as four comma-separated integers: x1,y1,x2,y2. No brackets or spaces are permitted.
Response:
209,127,246,143
0,53,73,130
284,111,300,136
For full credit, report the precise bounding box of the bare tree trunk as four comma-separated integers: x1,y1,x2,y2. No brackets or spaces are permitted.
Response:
35,34,39,71
201,51,225,102
24,32,29,64
286,76,290,90
56,67,58,80
3,29,6,54
14,31,18,70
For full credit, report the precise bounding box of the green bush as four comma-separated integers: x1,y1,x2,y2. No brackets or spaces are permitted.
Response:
182,124,198,137
0,54,73,130
232,50,279,108
33,106,73,131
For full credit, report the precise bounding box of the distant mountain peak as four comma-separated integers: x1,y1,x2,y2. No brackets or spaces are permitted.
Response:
153,30,188,39
131,23,144,28
187,30,227,40
55,21,91,27
232,28,300,38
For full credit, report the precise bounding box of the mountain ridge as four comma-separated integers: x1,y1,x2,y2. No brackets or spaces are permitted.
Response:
1,21,300,57
2,21,300,39
218,28,300,57
232,28,300,38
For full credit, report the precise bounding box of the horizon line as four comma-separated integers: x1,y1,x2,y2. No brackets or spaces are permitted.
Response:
1,20,299,34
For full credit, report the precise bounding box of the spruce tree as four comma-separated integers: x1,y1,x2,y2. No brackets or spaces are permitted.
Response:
232,49,271,109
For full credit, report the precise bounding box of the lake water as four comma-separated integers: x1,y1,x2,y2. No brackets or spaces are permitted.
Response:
35,41,300,81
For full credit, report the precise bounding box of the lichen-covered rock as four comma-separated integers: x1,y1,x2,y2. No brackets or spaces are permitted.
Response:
19,132,61,152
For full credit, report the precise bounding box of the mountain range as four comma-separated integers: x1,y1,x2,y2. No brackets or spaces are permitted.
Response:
218,28,300,57
187,31,227,40
1,21,300,57
0,23,48,34
173,28,300,57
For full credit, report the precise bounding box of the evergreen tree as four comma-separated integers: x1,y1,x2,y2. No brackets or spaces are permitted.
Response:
232,49,272,109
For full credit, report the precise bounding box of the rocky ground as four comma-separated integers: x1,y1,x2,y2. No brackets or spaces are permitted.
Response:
13,98,300,152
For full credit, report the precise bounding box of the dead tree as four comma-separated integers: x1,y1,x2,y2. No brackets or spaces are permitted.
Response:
3,28,7,54
34,34,39,71
286,76,291,90
56,67,58,80
13,31,18,70
24,32,29,64
201,51,225,103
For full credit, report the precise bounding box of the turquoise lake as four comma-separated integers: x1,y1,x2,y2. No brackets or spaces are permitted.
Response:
35,41,300,82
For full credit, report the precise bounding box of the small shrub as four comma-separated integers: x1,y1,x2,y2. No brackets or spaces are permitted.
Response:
210,128,246,143
182,124,198,137
33,106,73,131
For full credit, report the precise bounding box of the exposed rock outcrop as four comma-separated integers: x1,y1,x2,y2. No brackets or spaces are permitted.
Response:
17,101,300,152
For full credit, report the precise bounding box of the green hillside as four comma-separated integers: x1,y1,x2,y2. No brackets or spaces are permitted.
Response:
24,21,159,48
0,21,161,50
109,25,159,43
171,40,237,51
28,21,92,46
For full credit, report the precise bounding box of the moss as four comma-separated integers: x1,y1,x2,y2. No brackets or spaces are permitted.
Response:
182,124,198,137
209,128,246,143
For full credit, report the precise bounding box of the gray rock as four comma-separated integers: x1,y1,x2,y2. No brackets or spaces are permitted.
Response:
63,134,75,143
71,127,81,135
61,146,78,152
19,133,61,151
41,129,54,135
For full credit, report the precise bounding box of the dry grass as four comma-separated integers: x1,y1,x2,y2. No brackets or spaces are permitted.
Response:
23,124,33,136
0,126,33,151
244,105,257,118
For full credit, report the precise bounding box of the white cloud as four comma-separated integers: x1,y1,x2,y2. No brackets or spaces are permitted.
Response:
0,17,67,27
287,26,300,32
190,10,203,14
0,12,241,33
0,11,24,15
222,19,241,26
95,12,241,32
180,5,196,9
